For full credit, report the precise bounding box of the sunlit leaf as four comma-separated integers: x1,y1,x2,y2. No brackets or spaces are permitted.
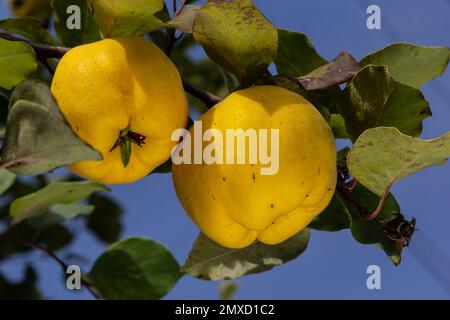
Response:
193,0,278,86
0,39,37,90
360,43,450,88
348,127,450,197
10,181,108,225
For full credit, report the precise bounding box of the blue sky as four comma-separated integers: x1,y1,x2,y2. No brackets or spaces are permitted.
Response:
1,0,450,299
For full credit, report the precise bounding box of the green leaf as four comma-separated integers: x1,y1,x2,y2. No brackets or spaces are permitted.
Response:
0,18,54,44
360,43,450,88
308,192,351,231
273,29,341,113
181,229,310,281
0,80,102,175
310,185,402,264
0,169,15,195
348,127,450,197
35,223,74,251
0,39,37,90
10,181,109,225
330,114,349,139
90,237,182,299
168,4,202,33
275,29,327,76
337,65,431,142
87,0,166,38
86,194,123,244
193,0,278,86
52,0,101,47
0,266,41,300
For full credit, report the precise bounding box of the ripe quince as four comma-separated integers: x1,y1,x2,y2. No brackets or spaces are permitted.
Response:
172,86,336,248
51,37,188,184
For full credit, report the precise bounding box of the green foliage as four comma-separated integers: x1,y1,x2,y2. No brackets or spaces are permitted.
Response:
348,127,450,197
0,0,449,299
87,0,167,37
181,230,310,281
0,39,37,90
86,194,124,244
338,65,431,142
360,43,450,88
0,80,102,175
90,237,182,299
193,0,278,86
0,18,54,44
52,0,100,47
0,266,41,300
0,169,15,195
10,181,108,225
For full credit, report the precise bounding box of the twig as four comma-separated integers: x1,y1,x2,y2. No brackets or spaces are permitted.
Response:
183,80,222,108
0,30,69,58
26,242,101,299
0,30,222,108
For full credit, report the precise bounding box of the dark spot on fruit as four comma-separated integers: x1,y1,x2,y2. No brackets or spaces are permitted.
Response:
222,177,226,182
212,195,216,200
305,194,309,198
317,166,321,175
252,173,256,181
270,203,274,208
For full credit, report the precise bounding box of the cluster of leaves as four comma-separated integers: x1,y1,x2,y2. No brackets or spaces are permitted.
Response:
0,0,449,300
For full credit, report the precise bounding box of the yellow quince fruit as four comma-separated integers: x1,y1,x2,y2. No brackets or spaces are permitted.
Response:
172,85,336,248
51,37,188,184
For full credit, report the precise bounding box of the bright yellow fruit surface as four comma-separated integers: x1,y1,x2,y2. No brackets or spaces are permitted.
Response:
8,0,50,17
51,37,188,184
172,86,336,248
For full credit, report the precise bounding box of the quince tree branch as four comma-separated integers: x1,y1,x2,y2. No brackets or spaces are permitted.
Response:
0,30,222,108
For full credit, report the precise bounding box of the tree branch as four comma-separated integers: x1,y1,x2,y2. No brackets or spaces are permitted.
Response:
0,30,69,58
25,242,101,299
183,80,222,108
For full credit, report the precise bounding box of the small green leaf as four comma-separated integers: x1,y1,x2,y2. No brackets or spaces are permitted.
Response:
168,4,202,33
330,114,349,139
275,29,327,76
0,169,15,195
52,0,101,47
348,127,450,197
181,230,310,281
10,181,109,225
0,18,54,44
193,0,278,86
87,0,166,38
0,39,37,90
219,281,238,300
90,237,182,299
86,194,123,244
0,80,102,175
337,65,431,142
360,43,450,88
